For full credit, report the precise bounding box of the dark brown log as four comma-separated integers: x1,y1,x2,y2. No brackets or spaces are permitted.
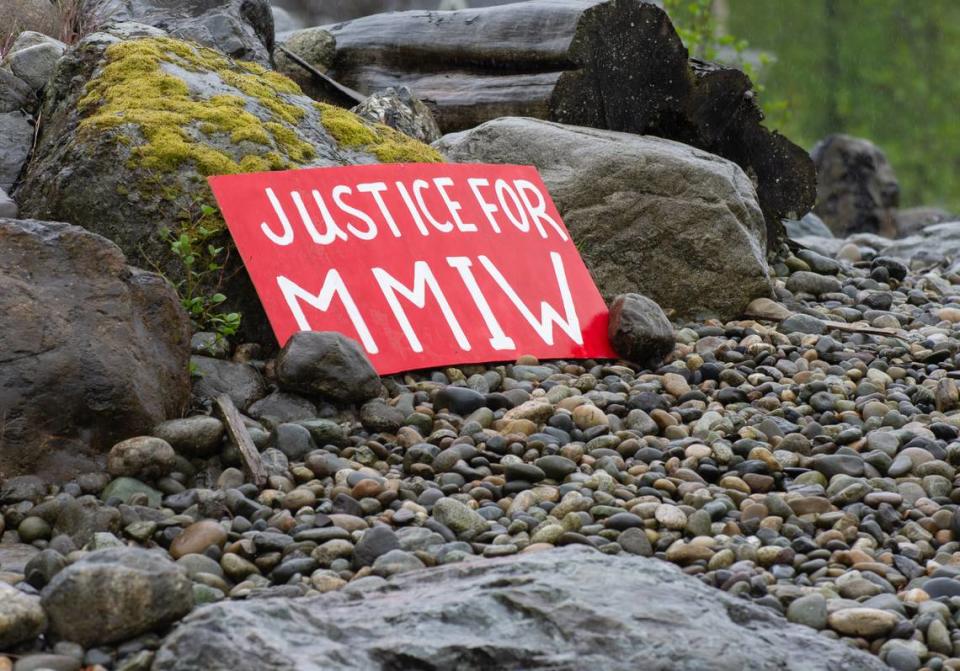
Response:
215,394,267,488
321,0,815,247
684,59,818,247
324,0,691,135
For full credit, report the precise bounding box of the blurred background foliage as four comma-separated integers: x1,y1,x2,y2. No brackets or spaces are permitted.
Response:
276,0,957,212
711,0,959,212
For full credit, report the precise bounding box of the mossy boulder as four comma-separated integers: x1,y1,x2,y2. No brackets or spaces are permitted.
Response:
15,24,441,342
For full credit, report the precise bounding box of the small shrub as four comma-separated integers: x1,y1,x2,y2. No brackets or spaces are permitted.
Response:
662,0,770,88
160,203,242,341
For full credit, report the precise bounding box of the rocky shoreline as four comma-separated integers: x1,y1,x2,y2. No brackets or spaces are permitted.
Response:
3,241,960,670
3,1,960,671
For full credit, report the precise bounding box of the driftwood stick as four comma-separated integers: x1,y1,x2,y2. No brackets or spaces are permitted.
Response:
817,320,906,338
215,394,267,488
744,306,908,339
276,44,365,107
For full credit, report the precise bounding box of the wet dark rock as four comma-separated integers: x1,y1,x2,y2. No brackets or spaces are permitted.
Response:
608,293,675,368
359,400,406,434
353,525,401,568
152,547,887,671
434,386,487,415
248,391,317,425
811,134,899,237
272,423,316,461
276,332,382,403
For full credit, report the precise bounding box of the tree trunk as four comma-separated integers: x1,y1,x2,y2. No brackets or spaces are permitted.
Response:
322,0,815,247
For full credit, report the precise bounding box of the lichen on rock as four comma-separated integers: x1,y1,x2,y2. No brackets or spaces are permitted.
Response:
76,37,316,176
317,102,443,164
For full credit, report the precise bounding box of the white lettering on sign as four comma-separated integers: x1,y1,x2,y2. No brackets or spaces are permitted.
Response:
446,256,515,351
372,261,471,354
479,252,581,346
209,163,618,375
275,252,580,356
277,272,379,354
259,177,564,247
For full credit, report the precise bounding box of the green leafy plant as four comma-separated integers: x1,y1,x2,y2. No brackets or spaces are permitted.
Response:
161,203,242,341
663,0,767,87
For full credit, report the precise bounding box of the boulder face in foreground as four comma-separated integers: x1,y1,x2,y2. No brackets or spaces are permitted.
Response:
41,547,194,647
437,117,773,321
153,546,887,671
0,218,191,480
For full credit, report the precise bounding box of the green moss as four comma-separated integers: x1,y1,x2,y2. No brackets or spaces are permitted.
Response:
76,35,440,193
317,103,443,164
369,124,445,163
77,37,315,177
319,104,379,146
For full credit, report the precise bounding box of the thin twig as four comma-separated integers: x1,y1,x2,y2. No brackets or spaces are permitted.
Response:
276,44,365,107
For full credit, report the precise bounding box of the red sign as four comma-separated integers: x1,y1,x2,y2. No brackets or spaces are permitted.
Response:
208,163,616,375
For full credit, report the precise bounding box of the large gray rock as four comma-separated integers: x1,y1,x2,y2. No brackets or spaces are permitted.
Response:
3,32,66,91
0,111,32,191
152,546,887,671
0,582,46,649
15,25,441,341
101,0,276,65
436,118,772,320
41,548,193,647
0,219,191,481
276,331,382,404
811,134,899,237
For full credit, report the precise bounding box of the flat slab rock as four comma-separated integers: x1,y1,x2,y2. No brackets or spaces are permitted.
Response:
152,546,886,671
